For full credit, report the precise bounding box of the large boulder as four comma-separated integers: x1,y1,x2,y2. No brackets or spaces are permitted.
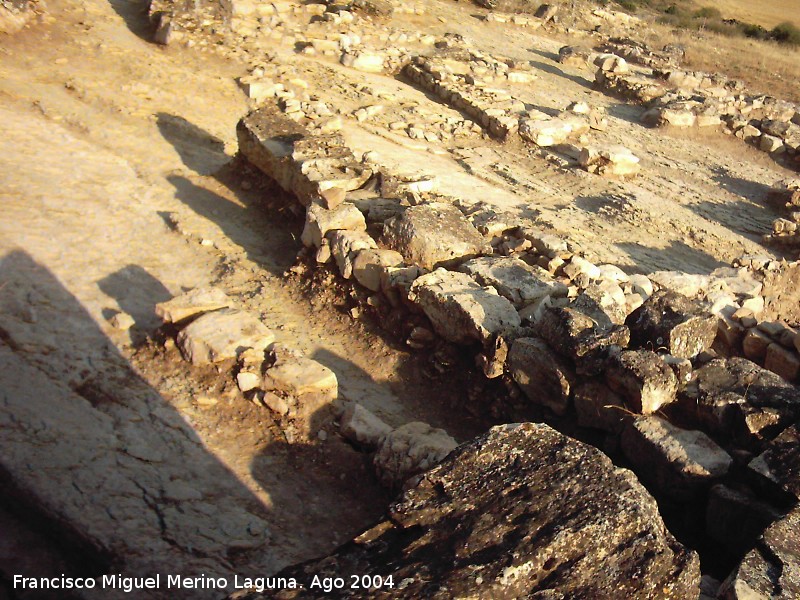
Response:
383,203,489,270
627,290,717,359
680,358,800,447
409,269,521,344
240,423,700,599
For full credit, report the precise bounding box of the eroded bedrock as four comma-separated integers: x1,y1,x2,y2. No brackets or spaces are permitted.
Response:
231,423,700,599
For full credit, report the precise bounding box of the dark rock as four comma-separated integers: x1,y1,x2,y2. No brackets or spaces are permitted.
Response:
243,423,700,599
535,3,558,21
606,350,678,414
706,484,783,555
718,506,800,600
627,290,718,359
621,416,732,501
536,306,630,375
574,380,630,433
680,358,800,447
507,337,575,415
748,423,800,499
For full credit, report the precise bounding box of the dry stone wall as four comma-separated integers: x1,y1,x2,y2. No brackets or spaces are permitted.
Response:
237,94,800,596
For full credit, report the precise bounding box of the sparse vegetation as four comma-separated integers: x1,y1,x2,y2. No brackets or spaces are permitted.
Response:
771,21,800,46
606,0,800,47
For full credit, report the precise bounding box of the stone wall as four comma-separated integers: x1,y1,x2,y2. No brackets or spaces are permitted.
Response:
237,98,800,596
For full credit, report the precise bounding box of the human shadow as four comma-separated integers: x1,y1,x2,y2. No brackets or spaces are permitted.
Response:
107,0,155,40
0,250,278,595
528,47,560,63
156,112,229,176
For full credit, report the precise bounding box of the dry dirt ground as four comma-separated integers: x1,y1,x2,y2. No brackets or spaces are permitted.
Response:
0,0,797,594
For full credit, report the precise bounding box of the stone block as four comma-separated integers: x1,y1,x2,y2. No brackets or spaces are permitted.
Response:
409,269,521,344
459,256,568,308
383,203,489,270
621,416,732,500
352,248,405,292
177,309,274,364
301,202,366,248
606,350,678,415
155,287,231,324
507,337,575,416
339,403,392,450
627,290,718,358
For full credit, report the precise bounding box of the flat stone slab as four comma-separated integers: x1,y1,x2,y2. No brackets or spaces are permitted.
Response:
155,286,231,324
177,308,275,364
409,268,521,344
383,202,489,270
242,423,700,599
458,256,568,308
621,416,733,501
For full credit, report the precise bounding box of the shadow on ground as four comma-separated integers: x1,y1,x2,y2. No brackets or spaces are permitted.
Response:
107,0,154,40
616,240,727,274
0,249,277,593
